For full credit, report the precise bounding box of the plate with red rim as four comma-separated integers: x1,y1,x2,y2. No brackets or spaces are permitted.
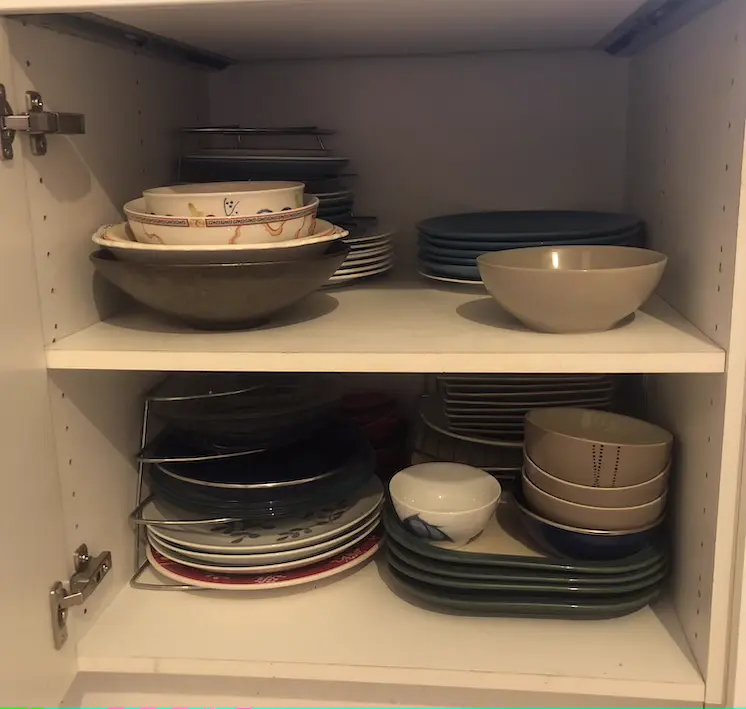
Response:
148,516,381,573
147,530,383,589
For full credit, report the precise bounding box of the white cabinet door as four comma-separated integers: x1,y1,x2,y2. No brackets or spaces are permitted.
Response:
0,18,76,705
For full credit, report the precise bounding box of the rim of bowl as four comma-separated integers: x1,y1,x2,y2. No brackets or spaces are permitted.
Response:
90,241,349,269
93,221,346,252
521,470,667,512
124,194,319,226
523,452,671,492
143,181,305,198
514,489,665,536
389,490,502,516
476,245,667,272
525,408,673,448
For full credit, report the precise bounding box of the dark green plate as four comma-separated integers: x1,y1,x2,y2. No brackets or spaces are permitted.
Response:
387,547,668,594
383,503,666,575
388,566,661,618
388,536,668,586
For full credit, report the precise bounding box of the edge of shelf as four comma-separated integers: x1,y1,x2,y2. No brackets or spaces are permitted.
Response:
45,287,726,373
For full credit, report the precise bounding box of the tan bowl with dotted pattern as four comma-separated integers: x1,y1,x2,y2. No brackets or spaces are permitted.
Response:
521,471,667,531
524,408,673,487
524,453,670,507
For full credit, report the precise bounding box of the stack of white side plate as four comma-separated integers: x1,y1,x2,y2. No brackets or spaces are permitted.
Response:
327,228,394,286
143,475,384,590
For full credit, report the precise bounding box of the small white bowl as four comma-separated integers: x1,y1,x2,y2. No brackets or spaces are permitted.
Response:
389,462,501,547
143,181,305,218
92,219,345,264
125,194,319,246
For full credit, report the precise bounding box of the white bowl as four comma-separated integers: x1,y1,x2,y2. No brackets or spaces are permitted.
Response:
389,462,501,547
124,194,320,246
92,219,346,264
143,181,304,218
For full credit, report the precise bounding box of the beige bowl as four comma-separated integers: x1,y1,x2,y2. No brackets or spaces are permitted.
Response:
477,245,667,333
524,453,670,508
521,472,666,531
125,195,319,246
525,408,673,487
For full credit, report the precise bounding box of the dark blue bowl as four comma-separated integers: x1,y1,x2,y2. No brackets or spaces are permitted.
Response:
514,489,664,561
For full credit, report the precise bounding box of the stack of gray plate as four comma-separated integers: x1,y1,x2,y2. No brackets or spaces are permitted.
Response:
327,219,395,286
420,374,617,447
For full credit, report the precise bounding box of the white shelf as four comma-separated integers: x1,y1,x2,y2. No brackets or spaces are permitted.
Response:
45,283,724,373
77,558,703,702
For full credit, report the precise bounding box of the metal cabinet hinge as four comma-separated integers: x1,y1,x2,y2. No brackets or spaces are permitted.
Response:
0,84,85,159
50,544,112,650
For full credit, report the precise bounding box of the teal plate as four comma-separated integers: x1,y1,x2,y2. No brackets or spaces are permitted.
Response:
387,536,668,585
388,566,661,618
383,503,666,575
387,545,669,594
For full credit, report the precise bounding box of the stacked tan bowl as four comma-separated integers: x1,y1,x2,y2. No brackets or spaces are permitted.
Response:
522,408,673,533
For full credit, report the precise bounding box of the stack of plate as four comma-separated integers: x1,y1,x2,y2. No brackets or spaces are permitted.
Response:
342,392,409,481
416,211,645,284
314,188,355,222
138,374,384,590
327,220,395,286
419,374,616,448
383,499,667,618
178,127,350,183
410,421,523,479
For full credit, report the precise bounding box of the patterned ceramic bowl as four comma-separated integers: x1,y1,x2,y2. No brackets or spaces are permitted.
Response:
124,195,319,246
143,181,305,218
389,462,501,548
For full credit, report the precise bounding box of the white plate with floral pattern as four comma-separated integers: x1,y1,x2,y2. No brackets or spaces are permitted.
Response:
143,474,384,553
148,515,381,573
148,502,383,564
147,531,382,590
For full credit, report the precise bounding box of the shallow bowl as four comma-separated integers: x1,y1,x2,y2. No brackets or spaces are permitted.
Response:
524,453,670,507
514,489,663,561
125,195,320,246
477,245,667,333
143,181,305,218
92,219,345,264
89,241,349,330
525,408,673,487
522,472,666,531
389,462,501,547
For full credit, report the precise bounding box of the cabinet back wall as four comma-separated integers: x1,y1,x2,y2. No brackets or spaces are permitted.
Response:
209,51,628,267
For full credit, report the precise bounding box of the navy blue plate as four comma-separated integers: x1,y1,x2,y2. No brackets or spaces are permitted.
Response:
417,211,642,241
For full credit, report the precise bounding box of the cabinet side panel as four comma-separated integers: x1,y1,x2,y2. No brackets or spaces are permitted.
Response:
209,51,628,270
0,17,76,704
627,1,746,702
5,20,207,344
48,371,160,641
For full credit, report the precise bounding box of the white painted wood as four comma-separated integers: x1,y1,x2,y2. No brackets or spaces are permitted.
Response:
75,563,704,703
0,17,76,706
209,51,628,270
626,1,746,702
9,1,644,57
63,672,702,708
43,290,723,373
5,19,207,345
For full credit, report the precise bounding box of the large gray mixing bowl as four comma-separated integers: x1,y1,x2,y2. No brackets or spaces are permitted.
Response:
90,241,349,330
477,246,667,333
